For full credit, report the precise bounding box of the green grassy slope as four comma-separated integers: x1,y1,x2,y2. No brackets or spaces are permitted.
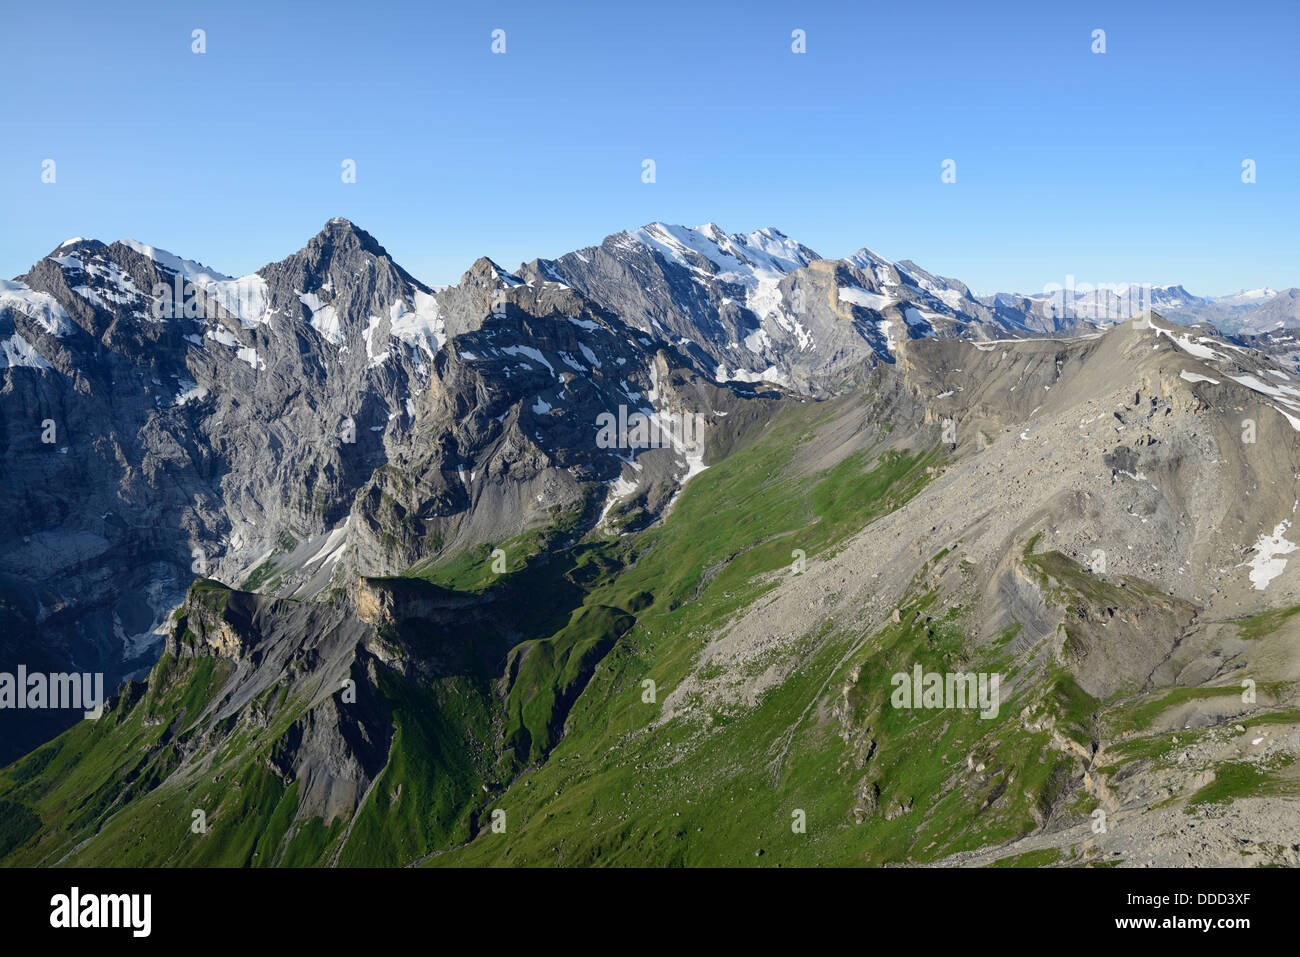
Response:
7,386,1271,868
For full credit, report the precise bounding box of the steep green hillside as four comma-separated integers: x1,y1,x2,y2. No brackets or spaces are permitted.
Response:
0,392,947,866
4,369,1298,869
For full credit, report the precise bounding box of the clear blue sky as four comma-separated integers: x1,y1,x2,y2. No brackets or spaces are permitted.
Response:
3,0,1296,297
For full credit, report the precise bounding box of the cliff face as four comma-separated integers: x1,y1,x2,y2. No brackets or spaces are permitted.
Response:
0,220,743,760
131,579,413,834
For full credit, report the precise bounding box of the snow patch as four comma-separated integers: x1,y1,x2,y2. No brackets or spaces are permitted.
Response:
173,379,209,405
0,279,75,337
1241,521,1297,590
303,518,351,569
501,344,556,377
299,291,342,346
839,286,896,311
363,315,389,368
0,333,54,369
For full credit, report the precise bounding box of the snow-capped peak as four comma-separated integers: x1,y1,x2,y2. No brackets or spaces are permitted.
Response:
844,247,918,295
118,239,233,285
844,247,895,270
633,222,815,277
629,222,817,322
1217,287,1280,304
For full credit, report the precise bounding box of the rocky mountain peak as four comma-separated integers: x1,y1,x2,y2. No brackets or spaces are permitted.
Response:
460,256,517,289
40,236,108,264
312,216,388,253
278,218,408,283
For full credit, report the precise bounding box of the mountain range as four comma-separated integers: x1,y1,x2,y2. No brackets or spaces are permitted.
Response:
1,219,1298,867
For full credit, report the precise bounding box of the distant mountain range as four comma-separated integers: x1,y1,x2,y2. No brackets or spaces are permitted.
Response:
1037,281,1300,334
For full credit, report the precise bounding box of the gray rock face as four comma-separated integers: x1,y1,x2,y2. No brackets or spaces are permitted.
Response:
0,220,748,757
1,239,231,761
167,582,388,825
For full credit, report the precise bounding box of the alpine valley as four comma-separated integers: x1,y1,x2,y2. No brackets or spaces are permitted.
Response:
1,219,1298,867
